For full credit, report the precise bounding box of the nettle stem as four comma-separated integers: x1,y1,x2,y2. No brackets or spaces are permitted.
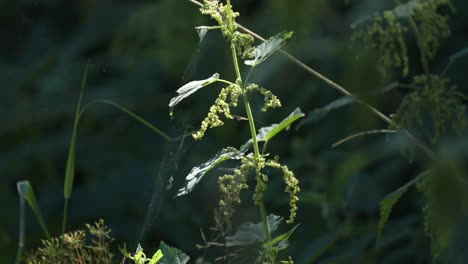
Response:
226,0,272,254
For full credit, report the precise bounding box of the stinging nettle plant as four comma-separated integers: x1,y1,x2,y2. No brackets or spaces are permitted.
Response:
170,0,301,263
352,0,467,261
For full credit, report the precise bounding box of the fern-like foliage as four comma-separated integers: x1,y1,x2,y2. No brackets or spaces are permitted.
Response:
394,75,467,144
23,220,114,264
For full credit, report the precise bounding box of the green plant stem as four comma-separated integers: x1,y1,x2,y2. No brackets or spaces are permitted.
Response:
258,200,271,240
224,0,272,256
231,44,242,83
62,199,68,234
242,94,272,255
226,0,234,31
242,95,260,158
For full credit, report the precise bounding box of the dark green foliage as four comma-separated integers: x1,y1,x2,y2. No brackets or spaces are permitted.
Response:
2,0,468,263
417,163,468,260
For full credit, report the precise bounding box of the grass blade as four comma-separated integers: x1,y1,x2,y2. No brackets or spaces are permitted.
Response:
80,100,172,142
16,182,26,264
16,181,51,263
332,129,398,147
62,63,88,234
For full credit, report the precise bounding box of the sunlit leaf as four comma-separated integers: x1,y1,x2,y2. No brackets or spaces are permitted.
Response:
149,249,164,264
245,31,293,67
169,73,220,108
256,108,304,143
159,241,189,264
226,214,282,247
176,147,245,196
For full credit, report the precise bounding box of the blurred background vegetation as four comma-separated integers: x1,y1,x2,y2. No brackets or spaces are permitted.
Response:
1,0,467,263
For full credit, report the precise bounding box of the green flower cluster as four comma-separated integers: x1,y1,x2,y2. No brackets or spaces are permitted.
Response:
216,153,300,229
192,82,283,140
193,83,242,140
246,84,282,112
265,159,300,224
352,10,408,76
412,0,454,60
200,0,237,37
200,0,254,59
217,156,251,230
394,75,467,144
352,0,455,77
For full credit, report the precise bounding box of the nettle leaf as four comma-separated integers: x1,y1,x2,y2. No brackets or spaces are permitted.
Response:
169,73,220,108
393,0,419,18
417,163,468,259
245,31,293,67
257,108,304,143
149,249,164,264
176,147,245,196
377,169,433,244
263,224,299,252
298,96,355,128
226,214,282,247
159,241,189,264
377,188,408,245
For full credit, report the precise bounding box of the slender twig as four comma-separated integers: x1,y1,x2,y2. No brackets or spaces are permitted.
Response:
332,129,398,147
